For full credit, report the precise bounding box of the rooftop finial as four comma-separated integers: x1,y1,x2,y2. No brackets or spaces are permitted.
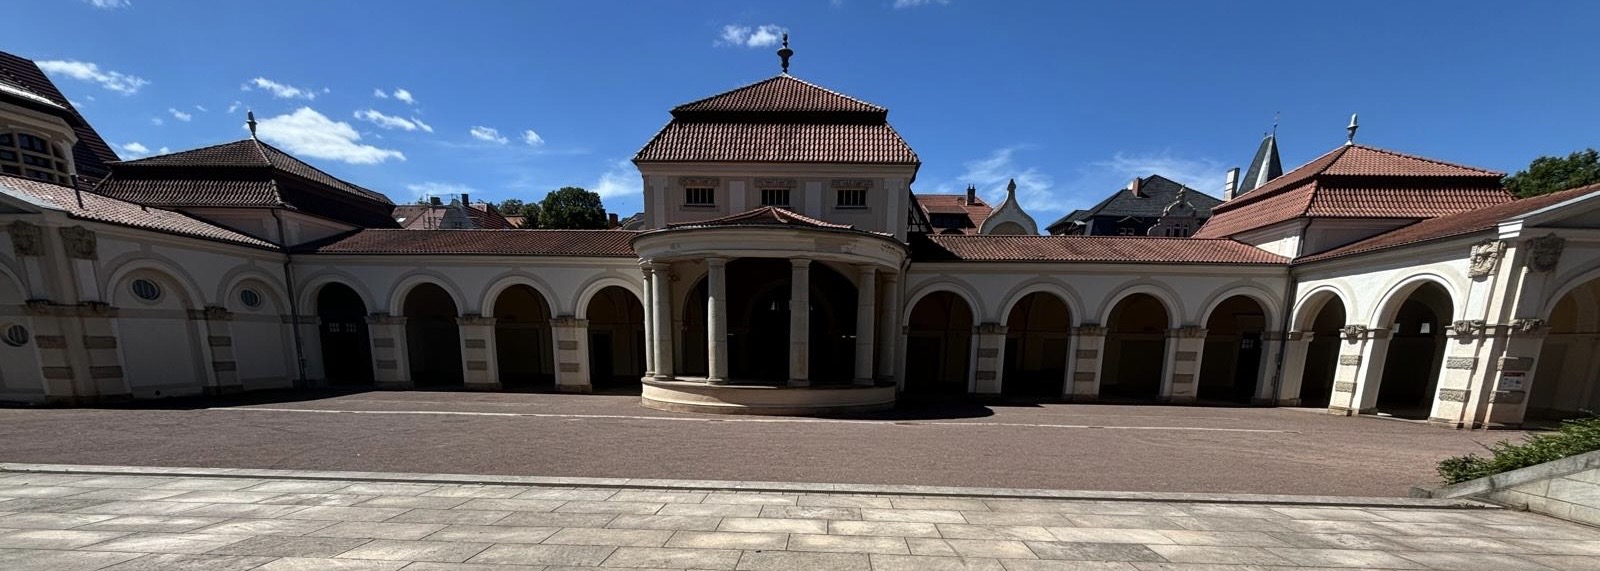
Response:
1345,113,1358,146
777,33,794,74
246,110,258,139
1006,178,1017,197
1272,111,1280,137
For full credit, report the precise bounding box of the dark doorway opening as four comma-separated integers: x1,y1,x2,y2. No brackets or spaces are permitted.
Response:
1001,292,1070,398
316,283,372,386
403,283,462,388
1103,293,1170,401
493,285,553,389
905,291,973,395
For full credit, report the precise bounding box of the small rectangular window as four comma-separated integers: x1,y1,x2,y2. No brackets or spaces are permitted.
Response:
684,187,715,206
836,188,867,208
760,188,790,206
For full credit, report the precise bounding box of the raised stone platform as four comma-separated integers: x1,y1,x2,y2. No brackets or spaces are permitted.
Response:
641,378,896,415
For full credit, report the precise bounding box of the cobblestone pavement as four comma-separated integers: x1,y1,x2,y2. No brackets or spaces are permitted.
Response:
1,467,1597,570
0,391,1529,497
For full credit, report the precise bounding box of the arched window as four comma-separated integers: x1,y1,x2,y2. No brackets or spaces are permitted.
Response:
0,131,71,184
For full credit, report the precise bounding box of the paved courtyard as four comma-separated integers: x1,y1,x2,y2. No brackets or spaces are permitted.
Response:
0,390,1529,497
1,466,1598,571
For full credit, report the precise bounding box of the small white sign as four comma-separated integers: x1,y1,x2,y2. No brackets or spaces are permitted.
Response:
1500,371,1525,391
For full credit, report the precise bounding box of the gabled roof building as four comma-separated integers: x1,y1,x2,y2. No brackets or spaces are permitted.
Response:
3,45,1599,429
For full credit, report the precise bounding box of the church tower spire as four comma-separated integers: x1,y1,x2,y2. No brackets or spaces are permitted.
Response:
1235,128,1283,196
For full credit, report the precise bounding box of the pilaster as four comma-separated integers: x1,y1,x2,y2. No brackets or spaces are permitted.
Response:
552,316,591,393
1275,331,1312,406
1337,326,1387,415
1254,331,1286,405
1164,326,1207,403
456,314,500,391
972,322,1006,394
366,312,411,389
1484,319,1550,427
1070,325,1107,401
190,305,241,395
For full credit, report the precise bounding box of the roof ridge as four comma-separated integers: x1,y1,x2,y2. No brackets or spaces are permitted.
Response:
776,74,886,112
117,138,269,166
670,73,886,113
1348,144,1504,176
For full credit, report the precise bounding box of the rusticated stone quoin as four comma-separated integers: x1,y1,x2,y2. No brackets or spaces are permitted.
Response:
8,221,43,256
1334,381,1356,393
463,338,487,349
1445,356,1476,370
1338,354,1361,366
1437,388,1470,402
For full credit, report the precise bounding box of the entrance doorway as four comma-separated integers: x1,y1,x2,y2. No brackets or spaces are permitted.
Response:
317,283,373,386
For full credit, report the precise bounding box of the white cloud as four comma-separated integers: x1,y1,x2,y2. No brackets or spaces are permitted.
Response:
945,146,1063,217
167,108,192,122
35,60,148,95
158,146,169,154
372,88,388,99
86,0,130,9
405,181,475,199
353,109,433,133
149,117,163,126
522,129,545,146
119,142,150,157
469,126,508,144
242,77,317,100
591,159,640,199
393,89,416,105
893,0,949,7
1084,152,1229,196
193,105,207,112
254,107,405,164
226,100,241,113
717,24,786,48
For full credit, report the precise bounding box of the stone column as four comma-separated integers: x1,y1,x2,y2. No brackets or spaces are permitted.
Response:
1165,326,1207,403
1424,320,1487,427
788,259,811,387
1333,326,1383,415
190,305,240,395
366,313,410,389
973,322,1007,394
456,314,499,391
1254,331,1286,405
650,262,674,380
1276,331,1313,406
1070,324,1106,401
706,257,730,384
853,266,878,386
552,316,591,393
1483,318,1549,427
876,272,901,383
641,263,656,379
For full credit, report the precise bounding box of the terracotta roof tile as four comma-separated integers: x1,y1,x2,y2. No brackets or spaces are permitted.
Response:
89,178,281,207
914,194,992,234
393,203,515,230
672,75,885,114
0,174,275,249
1306,186,1513,217
1298,182,1600,264
635,122,917,164
1322,145,1502,177
666,206,854,230
299,229,638,256
111,139,392,206
912,234,1287,264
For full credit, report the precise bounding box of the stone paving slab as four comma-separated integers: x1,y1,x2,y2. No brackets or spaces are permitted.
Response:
0,465,1597,570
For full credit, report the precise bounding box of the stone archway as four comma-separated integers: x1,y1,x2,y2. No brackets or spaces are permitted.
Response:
1301,297,1346,408
1002,292,1070,398
403,283,462,388
586,286,645,391
1372,282,1452,418
317,283,373,385
493,285,554,388
1103,293,1169,401
1529,278,1600,420
905,291,973,394
1198,296,1267,403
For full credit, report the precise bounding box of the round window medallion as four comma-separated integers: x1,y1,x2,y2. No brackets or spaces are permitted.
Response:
2,324,28,347
240,289,262,309
130,278,162,302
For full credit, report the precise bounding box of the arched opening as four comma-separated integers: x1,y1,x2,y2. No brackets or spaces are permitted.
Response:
231,282,291,390
403,283,462,388
1002,292,1070,398
1373,282,1452,418
317,283,373,386
1198,296,1267,404
117,270,206,397
905,291,973,394
493,285,554,389
1300,297,1346,408
700,259,857,384
1529,278,1600,420
1102,293,1169,401
586,286,645,391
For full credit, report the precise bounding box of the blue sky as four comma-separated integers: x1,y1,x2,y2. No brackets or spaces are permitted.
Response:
13,1,1600,223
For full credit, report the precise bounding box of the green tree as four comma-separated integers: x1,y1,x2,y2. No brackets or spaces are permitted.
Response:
496,199,526,216
537,186,607,229
1504,148,1600,198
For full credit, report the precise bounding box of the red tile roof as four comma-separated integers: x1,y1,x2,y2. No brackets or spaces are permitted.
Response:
635,122,917,164
1194,144,1508,239
0,51,122,183
666,206,855,230
672,75,886,115
299,229,639,257
1298,182,1600,264
0,174,275,249
914,194,992,234
105,139,392,206
912,234,1287,265
392,203,515,230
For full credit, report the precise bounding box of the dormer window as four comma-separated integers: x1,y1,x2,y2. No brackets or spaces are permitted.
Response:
684,187,715,206
0,132,70,184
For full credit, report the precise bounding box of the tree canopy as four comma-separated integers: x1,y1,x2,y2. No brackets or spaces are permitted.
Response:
497,199,540,228
537,186,608,229
1504,148,1600,198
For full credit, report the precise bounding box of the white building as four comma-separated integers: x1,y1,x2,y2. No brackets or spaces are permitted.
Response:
2,46,1598,428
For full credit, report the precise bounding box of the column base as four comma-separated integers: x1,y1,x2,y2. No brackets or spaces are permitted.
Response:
707,377,730,386
852,378,874,387
375,381,415,390
1427,417,1467,429
463,381,503,392
1067,393,1098,403
787,379,810,388
1327,406,1355,416
1164,395,1196,405
1273,397,1302,407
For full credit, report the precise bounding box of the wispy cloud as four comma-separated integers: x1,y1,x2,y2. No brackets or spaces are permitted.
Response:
522,129,545,146
85,0,130,9
941,146,1063,217
255,107,404,164
193,104,207,112
1083,151,1229,196
469,126,509,144
405,181,474,200
393,89,416,105
149,117,163,126
242,77,318,100
372,88,388,99
717,24,785,48
354,109,433,132
167,108,192,122
36,60,148,94
226,100,242,113
119,142,150,158
591,159,640,200
893,0,950,7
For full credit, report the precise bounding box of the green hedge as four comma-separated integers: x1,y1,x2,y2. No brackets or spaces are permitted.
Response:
1438,415,1600,484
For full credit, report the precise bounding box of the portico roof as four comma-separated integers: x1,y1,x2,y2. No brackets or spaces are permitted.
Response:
911,234,1288,265
665,206,856,231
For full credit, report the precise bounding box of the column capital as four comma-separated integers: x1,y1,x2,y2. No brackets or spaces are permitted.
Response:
1171,325,1208,338
705,256,728,268
1073,324,1107,336
366,312,405,325
454,314,495,326
857,265,878,277
791,258,812,269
